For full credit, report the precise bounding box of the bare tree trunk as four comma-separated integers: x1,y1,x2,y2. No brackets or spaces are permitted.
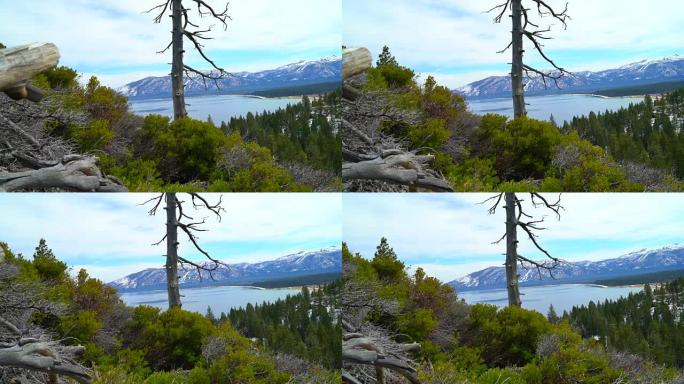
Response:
165,193,182,308
510,0,526,118
504,192,522,306
171,0,187,119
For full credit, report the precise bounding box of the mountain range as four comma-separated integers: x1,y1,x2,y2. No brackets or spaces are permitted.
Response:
449,244,684,291
457,56,684,99
119,56,342,100
109,246,341,292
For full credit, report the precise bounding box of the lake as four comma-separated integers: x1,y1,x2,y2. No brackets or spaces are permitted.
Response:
467,94,643,124
120,285,301,315
458,284,643,315
129,94,299,124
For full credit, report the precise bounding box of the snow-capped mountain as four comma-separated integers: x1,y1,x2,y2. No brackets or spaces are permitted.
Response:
449,244,684,291
109,246,341,292
457,55,684,99
119,56,341,99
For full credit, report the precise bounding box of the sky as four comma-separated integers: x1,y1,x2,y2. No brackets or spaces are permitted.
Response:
0,193,342,283
0,0,342,87
344,193,684,283
344,0,684,88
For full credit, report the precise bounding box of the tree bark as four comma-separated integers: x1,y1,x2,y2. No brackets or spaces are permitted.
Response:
0,43,59,95
510,0,527,118
343,47,372,80
165,193,182,308
171,0,187,119
505,192,522,306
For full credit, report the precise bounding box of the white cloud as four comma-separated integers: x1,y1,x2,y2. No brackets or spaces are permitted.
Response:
0,0,341,87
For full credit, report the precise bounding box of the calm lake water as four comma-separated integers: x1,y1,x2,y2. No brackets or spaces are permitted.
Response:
120,285,301,315
458,284,643,315
129,94,298,124
468,94,643,124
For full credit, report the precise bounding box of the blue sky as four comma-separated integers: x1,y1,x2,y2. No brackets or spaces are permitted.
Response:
0,0,341,87
344,0,684,88
343,194,684,283
0,193,341,282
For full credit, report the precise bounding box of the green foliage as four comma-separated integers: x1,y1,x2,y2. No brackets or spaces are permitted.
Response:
222,93,341,175
376,46,399,67
396,308,438,341
466,304,552,367
371,237,405,282
71,119,114,152
474,115,562,180
227,284,341,369
407,118,451,149
124,306,214,370
136,116,228,183
32,238,67,281
43,66,80,89
58,310,102,343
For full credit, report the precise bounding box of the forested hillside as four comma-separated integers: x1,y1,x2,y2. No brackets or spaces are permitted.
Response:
225,283,341,371
0,240,339,383
342,239,683,383
1,59,341,192
570,279,684,368
342,47,684,192
569,89,684,180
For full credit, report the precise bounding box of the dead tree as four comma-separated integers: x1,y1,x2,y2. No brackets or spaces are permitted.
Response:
0,264,91,383
482,192,563,306
145,193,226,308
147,0,231,119
342,48,453,192
487,0,571,117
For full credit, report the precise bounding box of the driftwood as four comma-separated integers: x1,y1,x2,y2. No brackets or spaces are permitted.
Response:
342,47,453,192
0,340,90,384
0,155,126,192
343,329,422,384
0,43,60,102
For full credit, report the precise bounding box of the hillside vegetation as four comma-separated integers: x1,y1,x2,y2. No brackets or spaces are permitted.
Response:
0,240,339,383
346,47,684,191
342,238,683,383
1,59,341,192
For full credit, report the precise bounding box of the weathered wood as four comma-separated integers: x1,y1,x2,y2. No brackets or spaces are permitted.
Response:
0,155,127,192
343,47,372,80
0,341,91,384
342,153,453,192
0,43,59,100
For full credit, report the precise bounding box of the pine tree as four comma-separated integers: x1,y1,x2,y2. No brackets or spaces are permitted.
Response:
376,45,398,67
547,304,559,324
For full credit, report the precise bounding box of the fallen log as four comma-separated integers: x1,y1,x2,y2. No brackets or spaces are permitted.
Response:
343,47,372,80
0,43,60,102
